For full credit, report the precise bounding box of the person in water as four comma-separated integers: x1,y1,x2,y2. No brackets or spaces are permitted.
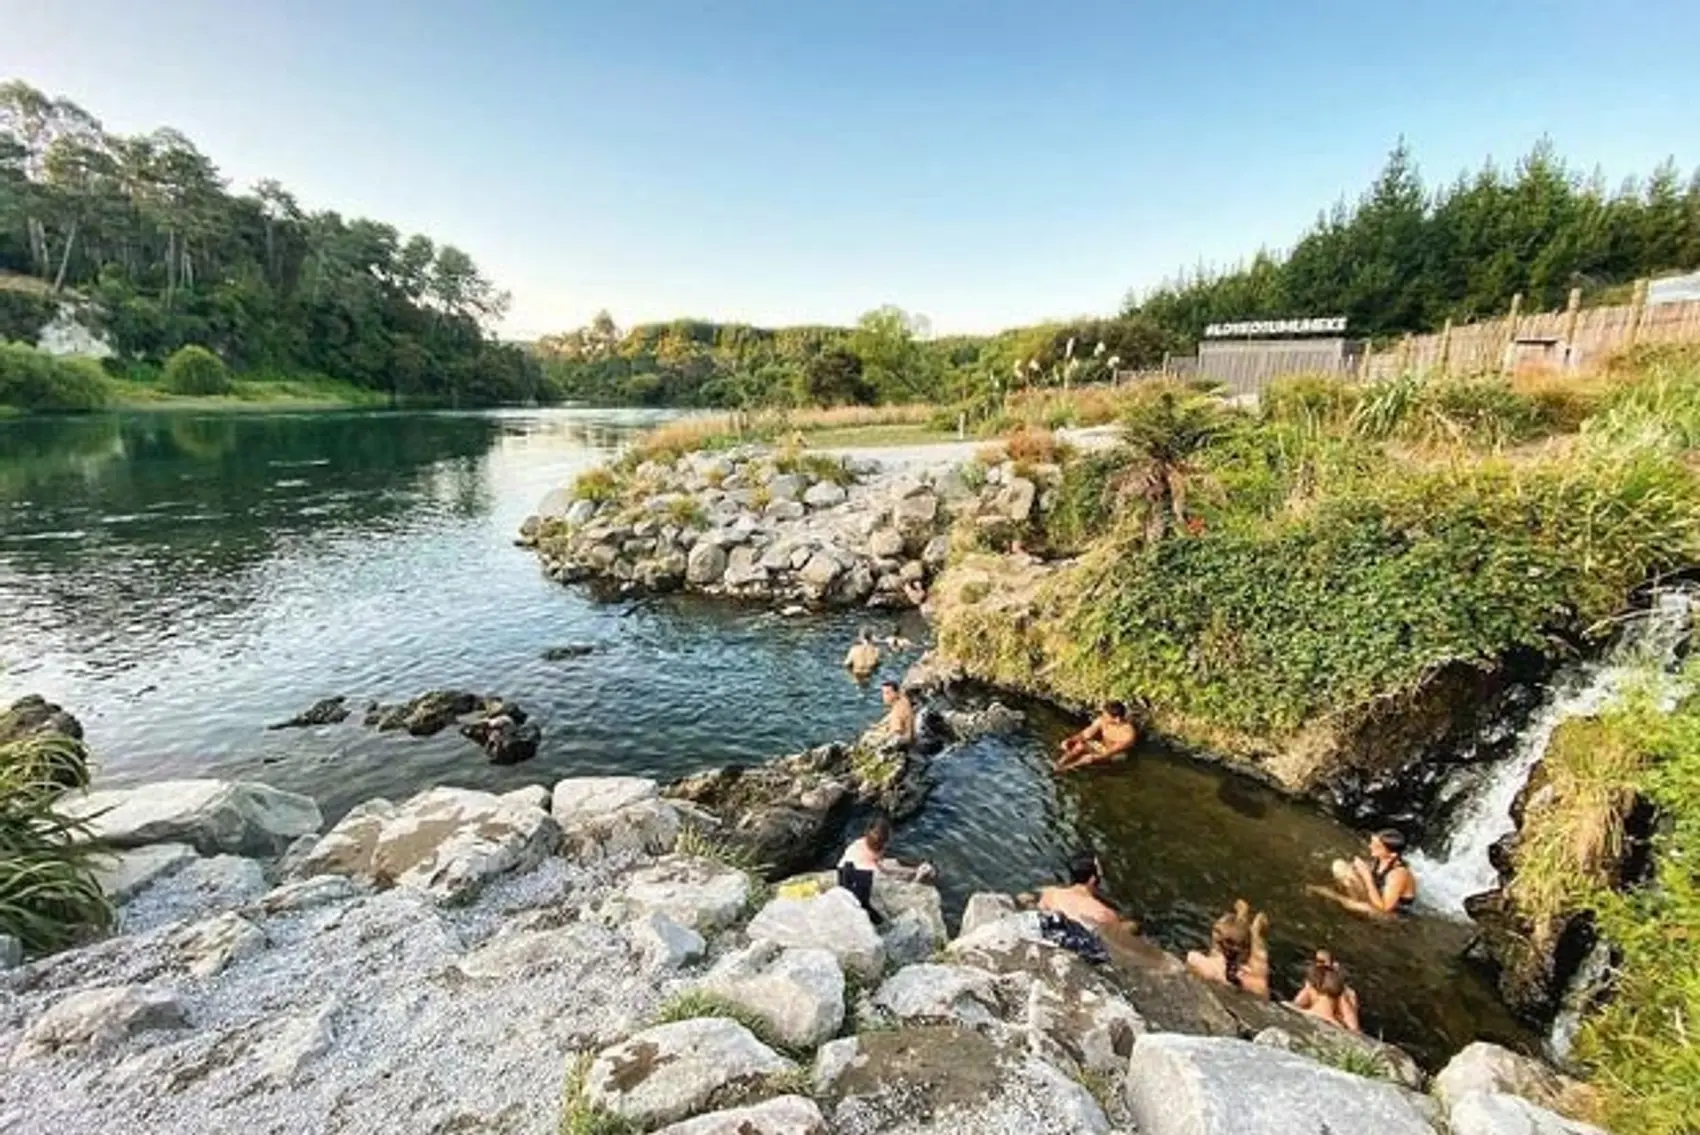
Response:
873,680,917,749
1310,829,1418,917
1037,851,1125,929
844,629,882,680
1291,950,1361,1033
1185,900,1271,998
882,625,916,652
837,816,934,918
1055,701,1137,771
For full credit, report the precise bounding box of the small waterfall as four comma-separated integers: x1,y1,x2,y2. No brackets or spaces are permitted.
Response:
1410,588,1694,917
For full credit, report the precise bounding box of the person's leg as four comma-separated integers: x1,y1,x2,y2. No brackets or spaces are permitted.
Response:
1330,859,1369,900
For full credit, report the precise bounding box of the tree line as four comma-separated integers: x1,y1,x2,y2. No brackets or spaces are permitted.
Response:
0,80,542,405
542,139,1700,410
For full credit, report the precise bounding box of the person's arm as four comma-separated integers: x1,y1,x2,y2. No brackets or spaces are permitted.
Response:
1305,884,1395,919
1184,950,1214,981
1291,986,1316,1010
843,648,856,668
1341,988,1362,1034
1244,913,1271,997
1362,865,1412,914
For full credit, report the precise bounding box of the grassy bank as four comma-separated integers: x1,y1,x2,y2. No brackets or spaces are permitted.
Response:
101,371,389,412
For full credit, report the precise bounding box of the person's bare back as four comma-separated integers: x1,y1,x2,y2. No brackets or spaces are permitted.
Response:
845,638,881,679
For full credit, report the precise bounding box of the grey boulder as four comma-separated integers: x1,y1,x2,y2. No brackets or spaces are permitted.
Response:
61,779,322,858
585,1017,793,1128
699,941,845,1050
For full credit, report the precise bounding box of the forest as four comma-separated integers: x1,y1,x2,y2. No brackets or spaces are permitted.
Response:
540,140,1700,410
0,80,542,407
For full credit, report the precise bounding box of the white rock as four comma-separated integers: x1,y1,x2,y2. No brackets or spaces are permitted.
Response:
723,545,768,587
173,911,266,978
767,474,806,502
259,1001,339,1086
1025,1056,1113,1135
1447,1091,1606,1135
1434,1042,1573,1111
995,477,1038,522
802,482,847,509
500,785,550,812
257,873,363,915
626,911,706,970
892,491,940,540
619,856,752,932
560,797,681,861
1124,1034,1436,1135
958,892,1018,938
585,1018,793,1128
747,888,885,982
868,528,905,559
651,1095,826,1135
687,541,729,585
551,777,659,825
565,498,599,526
700,942,845,1050
765,500,806,522
458,924,611,980
873,963,1002,1028
797,551,844,591
921,534,952,568
92,843,197,902
11,985,188,1063
61,779,322,858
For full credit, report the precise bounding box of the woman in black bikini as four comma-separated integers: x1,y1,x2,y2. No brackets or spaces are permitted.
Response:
1311,829,1418,918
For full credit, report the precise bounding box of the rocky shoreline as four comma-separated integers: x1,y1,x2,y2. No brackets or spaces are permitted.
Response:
2,768,1606,1134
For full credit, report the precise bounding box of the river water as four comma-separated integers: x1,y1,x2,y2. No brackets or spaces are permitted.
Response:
0,408,1532,1063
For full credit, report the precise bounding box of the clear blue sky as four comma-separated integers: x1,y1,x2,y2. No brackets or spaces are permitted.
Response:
4,0,1698,339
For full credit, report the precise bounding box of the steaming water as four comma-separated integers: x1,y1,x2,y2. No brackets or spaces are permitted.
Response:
1409,588,1695,916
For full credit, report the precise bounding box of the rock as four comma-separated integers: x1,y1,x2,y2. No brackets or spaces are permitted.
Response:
11,985,188,1063
458,924,613,980
61,780,322,859
259,1001,338,1086
767,474,806,502
500,785,550,812
1434,1042,1576,1114
626,911,706,970
868,528,905,559
585,1017,793,1129
0,694,84,746
994,476,1038,522
267,696,350,730
560,797,682,861
368,689,481,735
700,942,845,1050
541,643,598,661
747,888,884,982
1124,1034,1435,1135
1446,1091,1606,1135
880,910,943,969
663,750,854,878
939,700,1027,741
651,1095,826,1135
93,843,198,902
460,715,541,766
536,486,576,519
959,892,1018,938
921,534,951,569
687,541,729,585
797,551,843,591
765,500,805,522
565,498,599,526
173,911,266,978
803,482,847,509
290,786,558,903
0,934,21,970
892,492,940,542
257,874,363,915
873,963,1002,1028
617,855,752,932
552,776,659,824
1027,964,1145,1079
724,545,768,588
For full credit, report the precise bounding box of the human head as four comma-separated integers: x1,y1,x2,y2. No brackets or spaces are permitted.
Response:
864,815,892,854
1370,829,1407,860
1105,701,1127,721
1211,906,1252,962
1067,850,1101,888
857,627,872,645
1306,953,1347,998
881,680,901,704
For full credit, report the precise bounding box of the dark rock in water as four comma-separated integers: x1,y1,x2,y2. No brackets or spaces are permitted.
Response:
368,690,482,736
460,709,541,766
1463,890,1599,1025
0,694,85,745
936,700,1026,742
268,696,351,730
541,644,598,661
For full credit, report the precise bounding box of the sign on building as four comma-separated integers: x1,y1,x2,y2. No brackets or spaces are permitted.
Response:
1203,316,1347,338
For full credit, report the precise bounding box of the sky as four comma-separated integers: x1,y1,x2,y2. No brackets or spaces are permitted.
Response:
4,0,1699,340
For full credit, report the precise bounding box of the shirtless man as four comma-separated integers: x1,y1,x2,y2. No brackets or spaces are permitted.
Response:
844,630,881,680
1037,851,1124,929
1056,701,1137,771
875,680,916,749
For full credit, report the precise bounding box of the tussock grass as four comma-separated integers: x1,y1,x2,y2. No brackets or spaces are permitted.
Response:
0,734,113,955
625,405,935,466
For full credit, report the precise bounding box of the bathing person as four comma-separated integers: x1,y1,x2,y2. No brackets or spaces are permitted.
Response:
903,578,927,607
882,625,916,652
1038,851,1125,930
1185,900,1271,998
1291,950,1361,1033
837,815,934,917
844,629,882,680
1055,701,1137,771
1310,830,1418,918
873,680,916,749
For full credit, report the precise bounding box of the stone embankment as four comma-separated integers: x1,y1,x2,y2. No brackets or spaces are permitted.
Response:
518,445,1059,607
2,767,1609,1134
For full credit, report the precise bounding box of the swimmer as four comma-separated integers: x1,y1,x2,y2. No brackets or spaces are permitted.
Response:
1291,950,1361,1033
844,628,881,680
1309,830,1417,918
1185,900,1271,998
1037,851,1125,930
1055,701,1137,771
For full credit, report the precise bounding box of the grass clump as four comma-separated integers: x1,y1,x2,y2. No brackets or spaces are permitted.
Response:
0,734,113,955
571,467,622,504
674,823,768,875
0,343,109,413
558,1052,636,1135
161,345,233,396
651,991,799,1058
664,496,709,529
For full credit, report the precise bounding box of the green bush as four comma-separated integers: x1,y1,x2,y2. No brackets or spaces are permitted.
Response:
0,734,112,955
0,343,109,412
1262,373,1361,429
0,288,57,345
161,345,233,396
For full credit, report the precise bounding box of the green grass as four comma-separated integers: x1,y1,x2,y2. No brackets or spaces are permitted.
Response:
799,423,957,448
0,734,113,955
651,991,802,1059
558,1053,637,1135
101,371,385,412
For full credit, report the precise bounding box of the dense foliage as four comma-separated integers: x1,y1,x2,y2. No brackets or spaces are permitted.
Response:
0,732,111,955
0,340,106,411
161,344,231,396
0,80,541,404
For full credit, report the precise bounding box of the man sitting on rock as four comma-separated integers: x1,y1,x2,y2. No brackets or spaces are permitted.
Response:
1055,701,1137,771
844,629,882,681
871,680,917,750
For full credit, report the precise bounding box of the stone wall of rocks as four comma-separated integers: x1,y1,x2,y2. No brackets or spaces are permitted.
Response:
518,446,1060,608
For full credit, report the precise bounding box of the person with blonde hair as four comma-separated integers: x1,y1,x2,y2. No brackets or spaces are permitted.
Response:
1185,899,1270,998
1291,950,1362,1033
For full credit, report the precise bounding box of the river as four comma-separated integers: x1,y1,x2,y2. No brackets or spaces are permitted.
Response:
0,407,1532,1064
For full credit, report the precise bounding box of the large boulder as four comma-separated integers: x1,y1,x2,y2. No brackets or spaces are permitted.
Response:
584,1017,793,1129
747,888,884,983
687,542,729,585
651,1095,825,1135
699,941,845,1050
1434,1042,1578,1114
551,777,660,825
613,855,752,933
872,963,1003,1028
1446,1091,1606,1135
289,786,557,903
92,843,197,902
663,748,856,878
958,892,1018,938
1124,1034,1436,1135
10,985,188,1063
61,780,322,858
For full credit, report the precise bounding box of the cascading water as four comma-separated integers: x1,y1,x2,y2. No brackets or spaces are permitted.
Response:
1410,587,1695,917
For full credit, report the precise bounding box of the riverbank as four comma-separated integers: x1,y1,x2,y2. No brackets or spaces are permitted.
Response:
99,373,390,413
1,766,1603,1135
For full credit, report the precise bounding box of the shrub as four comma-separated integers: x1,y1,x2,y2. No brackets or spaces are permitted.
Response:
1262,373,1360,429
1003,424,1069,466
161,345,233,396
664,496,708,529
0,734,112,955
571,467,622,504
0,343,109,412
1419,376,1544,447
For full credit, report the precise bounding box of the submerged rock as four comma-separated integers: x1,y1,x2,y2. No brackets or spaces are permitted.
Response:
541,643,599,661
365,689,481,735
267,696,350,730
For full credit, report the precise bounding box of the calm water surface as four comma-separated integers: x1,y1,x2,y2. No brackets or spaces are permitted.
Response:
0,408,1531,1063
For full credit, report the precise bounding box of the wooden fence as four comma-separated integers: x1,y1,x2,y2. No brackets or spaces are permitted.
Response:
1361,281,1700,382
